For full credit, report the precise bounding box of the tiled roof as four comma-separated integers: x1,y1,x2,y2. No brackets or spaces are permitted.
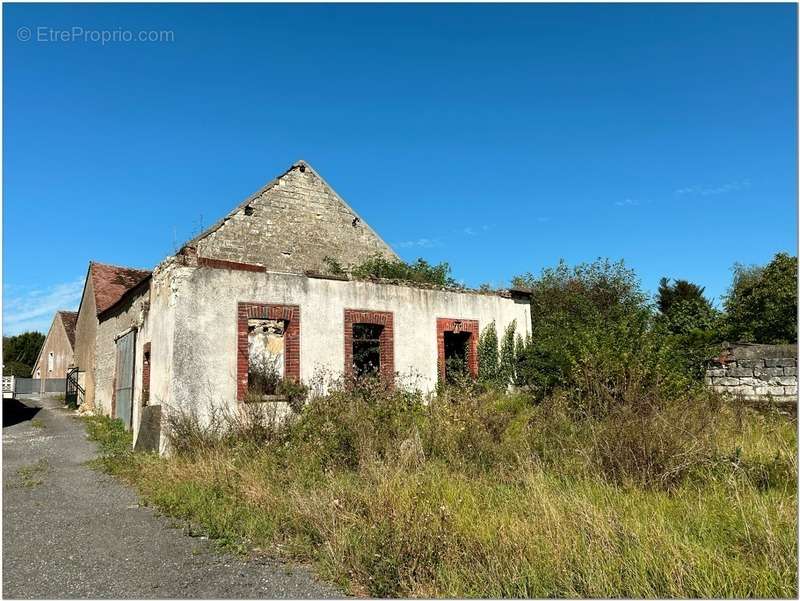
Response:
58,311,78,348
90,262,151,315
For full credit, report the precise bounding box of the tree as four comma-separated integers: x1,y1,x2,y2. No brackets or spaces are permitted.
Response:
2,331,46,377
657,278,708,315
723,253,797,344
656,278,719,336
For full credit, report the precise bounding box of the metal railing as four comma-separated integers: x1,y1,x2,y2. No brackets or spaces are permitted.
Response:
65,367,85,407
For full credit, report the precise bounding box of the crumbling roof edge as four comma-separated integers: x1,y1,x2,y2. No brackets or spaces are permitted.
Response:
296,269,520,299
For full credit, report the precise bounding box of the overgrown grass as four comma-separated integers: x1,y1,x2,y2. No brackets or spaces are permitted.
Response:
84,385,798,598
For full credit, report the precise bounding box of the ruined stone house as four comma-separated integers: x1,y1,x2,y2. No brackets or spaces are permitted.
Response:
72,161,531,451
31,310,77,392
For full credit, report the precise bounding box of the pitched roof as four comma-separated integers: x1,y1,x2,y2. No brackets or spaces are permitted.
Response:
90,262,151,315
58,311,78,348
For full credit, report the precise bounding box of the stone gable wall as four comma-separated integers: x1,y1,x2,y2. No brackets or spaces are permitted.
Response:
706,343,797,403
195,164,396,274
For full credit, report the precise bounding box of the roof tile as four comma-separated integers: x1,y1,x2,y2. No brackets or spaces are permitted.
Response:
90,262,151,315
58,311,78,348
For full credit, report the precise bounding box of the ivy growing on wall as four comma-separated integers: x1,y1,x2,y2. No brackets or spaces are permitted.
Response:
499,320,517,386
477,321,499,385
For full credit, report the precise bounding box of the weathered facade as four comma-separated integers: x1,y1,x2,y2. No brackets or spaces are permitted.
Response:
32,311,77,391
73,161,533,453
142,262,530,434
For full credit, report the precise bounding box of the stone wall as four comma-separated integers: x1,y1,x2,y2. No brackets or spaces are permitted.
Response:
706,343,797,403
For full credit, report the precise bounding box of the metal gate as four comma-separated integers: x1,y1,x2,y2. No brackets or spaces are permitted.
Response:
65,367,84,407
114,330,136,430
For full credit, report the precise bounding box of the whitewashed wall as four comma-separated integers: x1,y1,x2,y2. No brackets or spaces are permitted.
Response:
160,266,531,423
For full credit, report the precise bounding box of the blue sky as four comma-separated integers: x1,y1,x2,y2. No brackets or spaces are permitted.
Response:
3,3,797,334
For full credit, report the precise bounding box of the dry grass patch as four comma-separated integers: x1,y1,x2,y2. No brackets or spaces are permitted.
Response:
83,387,798,598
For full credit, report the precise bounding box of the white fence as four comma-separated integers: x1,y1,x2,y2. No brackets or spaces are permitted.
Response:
2,376,14,398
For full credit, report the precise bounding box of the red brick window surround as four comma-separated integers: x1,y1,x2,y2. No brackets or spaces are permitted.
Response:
237,303,300,401
343,309,394,383
436,318,479,381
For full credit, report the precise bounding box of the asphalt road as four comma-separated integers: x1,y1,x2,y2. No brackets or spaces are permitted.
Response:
2,395,341,599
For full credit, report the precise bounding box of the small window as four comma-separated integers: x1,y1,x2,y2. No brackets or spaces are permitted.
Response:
47,352,54,372
443,332,470,383
352,323,383,377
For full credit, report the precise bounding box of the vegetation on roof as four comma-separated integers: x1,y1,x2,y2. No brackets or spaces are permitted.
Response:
324,254,458,288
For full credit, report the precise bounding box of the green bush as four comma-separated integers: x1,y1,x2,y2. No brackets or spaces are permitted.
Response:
350,254,457,287
723,252,798,344
511,258,690,401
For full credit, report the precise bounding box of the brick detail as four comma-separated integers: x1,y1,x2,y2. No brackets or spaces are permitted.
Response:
198,256,264,273
178,245,199,266
142,342,151,406
343,309,395,384
237,303,300,401
436,318,479,381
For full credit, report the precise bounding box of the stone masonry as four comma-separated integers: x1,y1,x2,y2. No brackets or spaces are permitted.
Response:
187,161,397,274
705,343,797,403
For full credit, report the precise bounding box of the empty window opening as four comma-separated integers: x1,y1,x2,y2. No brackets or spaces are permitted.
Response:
352,323,383,378
443,331,471,383
47,352,54,373
248,318,285,395
244,205,255,216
